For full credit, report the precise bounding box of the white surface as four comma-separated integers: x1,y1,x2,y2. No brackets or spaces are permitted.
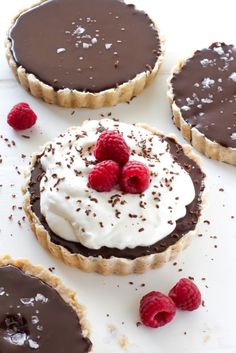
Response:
0,1,236,352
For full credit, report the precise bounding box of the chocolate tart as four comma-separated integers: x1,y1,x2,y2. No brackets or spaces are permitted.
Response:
22,120,205,275
168,42,236,165
6,0,164,108
0,255,92,352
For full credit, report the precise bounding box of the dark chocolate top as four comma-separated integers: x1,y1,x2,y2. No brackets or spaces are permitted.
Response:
9,0,161,93
171,42,236,148
0,265,92,353
29,137,205,260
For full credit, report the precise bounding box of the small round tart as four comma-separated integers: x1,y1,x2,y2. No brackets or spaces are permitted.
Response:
6,0,164,108
0,256,92,352
23,119,205,275
168,42,236,165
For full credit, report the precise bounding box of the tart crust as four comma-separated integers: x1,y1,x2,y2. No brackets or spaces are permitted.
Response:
5,1,164,109
167,58,236,166
22,123,206,275
0,255,91,342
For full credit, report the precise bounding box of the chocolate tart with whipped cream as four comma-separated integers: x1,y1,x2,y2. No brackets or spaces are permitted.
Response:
23,119,205,275
168,42,236,165
0,255,92,352
6,0,164,108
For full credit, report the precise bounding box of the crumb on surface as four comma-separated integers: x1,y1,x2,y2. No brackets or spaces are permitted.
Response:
119,335,129,349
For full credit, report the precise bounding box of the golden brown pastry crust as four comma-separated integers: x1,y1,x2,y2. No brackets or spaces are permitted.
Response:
0,255,91,340
5,0,165,108
22,123,206,275
167,58,236,166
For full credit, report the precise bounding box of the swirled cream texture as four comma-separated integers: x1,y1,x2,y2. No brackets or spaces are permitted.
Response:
39,119,195,249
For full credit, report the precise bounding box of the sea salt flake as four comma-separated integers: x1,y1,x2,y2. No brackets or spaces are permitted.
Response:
229,72,236,82
186,97,194,105
32,316,39,324
181,105,190,111
8,333,27,346
201,98,213,104
82,43,91,49
56,48,66,54
74,26,85,35
0,287,5,296
231,133,236,140
217,86,223,92
105,43,112,50
194,82,200,87
28,339,39,349
20,297,34,306
35,293,48,303
213,46,224,55
201,77,215,88
200,58,212,67
91,37,97,44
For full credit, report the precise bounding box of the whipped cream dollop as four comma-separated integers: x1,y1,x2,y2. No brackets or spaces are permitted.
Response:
39,119,195,250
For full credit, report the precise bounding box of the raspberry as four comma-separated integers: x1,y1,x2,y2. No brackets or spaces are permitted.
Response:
169,278,201,311
88,160,120,192
140,291,176,328
120,161,150,194
7,103,37,130
94,130,130,165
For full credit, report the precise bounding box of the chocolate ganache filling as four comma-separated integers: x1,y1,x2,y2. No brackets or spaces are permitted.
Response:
0,265,92,353
8,0,161,93
171,42,236,148
29,137,205,259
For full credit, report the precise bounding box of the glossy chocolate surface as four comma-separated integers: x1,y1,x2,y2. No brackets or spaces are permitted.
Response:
9,0,161,93
171,43,236,148
29,137,205,259
0,265,92,352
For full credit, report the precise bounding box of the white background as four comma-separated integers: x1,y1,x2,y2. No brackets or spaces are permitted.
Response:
0,1,236,352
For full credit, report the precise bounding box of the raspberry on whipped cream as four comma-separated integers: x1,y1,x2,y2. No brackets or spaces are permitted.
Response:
37,119,196,250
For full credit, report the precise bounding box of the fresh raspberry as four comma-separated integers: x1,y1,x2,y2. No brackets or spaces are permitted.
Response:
120,161,150,194
7,103,37,130
169,278,201,311
94,130,130,165
140,291,176,328
88,160,120,192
